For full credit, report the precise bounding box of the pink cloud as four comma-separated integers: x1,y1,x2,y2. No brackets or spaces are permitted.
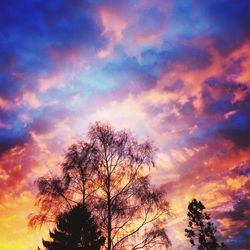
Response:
0,97,13,111
21,91,41,109
97,7,127,58
38,74,65,93
99,8,127,42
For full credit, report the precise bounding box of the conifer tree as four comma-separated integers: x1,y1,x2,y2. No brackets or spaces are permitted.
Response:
42,203,105,250
185,199,226,250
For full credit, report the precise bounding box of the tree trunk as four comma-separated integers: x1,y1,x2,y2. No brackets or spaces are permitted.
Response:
107,174,112,250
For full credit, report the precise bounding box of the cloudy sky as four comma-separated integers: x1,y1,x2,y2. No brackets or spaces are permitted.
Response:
0,0,250,249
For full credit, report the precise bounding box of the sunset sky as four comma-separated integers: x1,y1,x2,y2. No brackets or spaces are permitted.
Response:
0,0,250,249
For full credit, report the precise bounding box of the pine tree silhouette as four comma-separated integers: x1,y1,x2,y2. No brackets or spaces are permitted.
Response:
42,204,105,250
185,199,227,250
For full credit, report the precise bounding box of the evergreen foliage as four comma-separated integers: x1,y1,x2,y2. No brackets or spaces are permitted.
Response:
185,199,227,250
42,203,105,250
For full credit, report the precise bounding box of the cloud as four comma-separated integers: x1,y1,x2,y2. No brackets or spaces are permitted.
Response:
203,0,250,54
0,109,31,154
0,1,250,249
0,76,22,101
0,191,47,250
217,194,250,248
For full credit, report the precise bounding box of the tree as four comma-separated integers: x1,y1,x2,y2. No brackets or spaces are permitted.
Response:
41,203,105,250
185,199,227,250
30,122,171,249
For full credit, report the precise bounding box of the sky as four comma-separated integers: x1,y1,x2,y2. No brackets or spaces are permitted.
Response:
0,0,250,249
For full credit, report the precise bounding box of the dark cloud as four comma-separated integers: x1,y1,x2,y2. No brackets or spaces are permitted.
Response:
0,109,32,154
0,52,17,72
136,5,166,32
219,113,250,149
178,98,195,116
164,80,184,92
0,75,22,100
220,197,250,249
228,228,250,250
0,126,30,154
205,77,248,92
40,2,105,50
220,128,250,149
199,74,250,148
204,0,250,54
165,0,250,55
30,117,54,135
0,0,104,51
141,44,212,72
203,93,234,115
224,57,246,78
0,0,106,99
30,105,71,134
232,161,250,176
226,198,250,222
218,93,250,148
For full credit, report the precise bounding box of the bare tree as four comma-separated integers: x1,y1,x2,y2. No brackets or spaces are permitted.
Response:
30,122,171,249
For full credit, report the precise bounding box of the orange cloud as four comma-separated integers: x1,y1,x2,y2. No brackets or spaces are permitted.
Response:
227,176,249,190
0,191,47,250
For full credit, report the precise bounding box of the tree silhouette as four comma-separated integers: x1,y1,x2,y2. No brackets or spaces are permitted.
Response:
185,198,227,250
30,122,171,249
42,203,105,250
